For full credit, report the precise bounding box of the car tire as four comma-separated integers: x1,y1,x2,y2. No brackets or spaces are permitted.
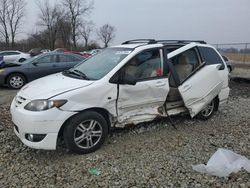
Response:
197,99,217,120
7,73,26,89
19,58,26,63
63,111,108,154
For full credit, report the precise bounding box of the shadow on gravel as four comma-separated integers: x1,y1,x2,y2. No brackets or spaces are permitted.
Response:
231,77,250,83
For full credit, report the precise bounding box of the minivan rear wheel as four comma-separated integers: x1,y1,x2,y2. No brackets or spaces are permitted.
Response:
197,99,216,120
63,111,108,154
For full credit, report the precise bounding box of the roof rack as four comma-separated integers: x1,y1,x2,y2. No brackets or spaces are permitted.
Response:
121,39,207,46
157,40,206,44
122,39,157,45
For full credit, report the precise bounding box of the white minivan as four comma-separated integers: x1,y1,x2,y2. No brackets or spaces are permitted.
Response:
11,40,230,154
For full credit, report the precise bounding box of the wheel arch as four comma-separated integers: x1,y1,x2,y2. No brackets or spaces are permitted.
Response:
57,107,112,142
18,58,26,62
5,72,27,84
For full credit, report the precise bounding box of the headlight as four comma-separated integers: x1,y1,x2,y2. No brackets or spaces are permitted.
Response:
24,100,67,111
0,69,5,73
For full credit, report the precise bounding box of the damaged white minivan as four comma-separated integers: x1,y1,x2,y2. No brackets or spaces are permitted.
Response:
11,40,230,154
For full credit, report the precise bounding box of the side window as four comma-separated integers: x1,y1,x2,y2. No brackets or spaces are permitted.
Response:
59,55,70,62
198,47,225,68
0,52,7,56
7,52,20,55
0,52,19,56
123,49,163,81
36,55,57,64
169,48,200,85
68,55,82,62
59,55,81,62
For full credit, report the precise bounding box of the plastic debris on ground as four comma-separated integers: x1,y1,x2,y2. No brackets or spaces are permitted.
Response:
193,148,250,177
88,168,101,176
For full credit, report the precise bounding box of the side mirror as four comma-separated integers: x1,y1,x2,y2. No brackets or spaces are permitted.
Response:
32,62,38,66
216,63,225,70
109,70,136,85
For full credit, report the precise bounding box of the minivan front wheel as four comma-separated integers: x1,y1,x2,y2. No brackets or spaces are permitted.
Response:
197,99,216,120
63,111,108,154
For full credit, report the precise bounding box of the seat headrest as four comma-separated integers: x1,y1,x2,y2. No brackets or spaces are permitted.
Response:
178,55,189,65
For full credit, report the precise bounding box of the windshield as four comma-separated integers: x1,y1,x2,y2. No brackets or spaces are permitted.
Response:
22,55,41,64
68,48,132,80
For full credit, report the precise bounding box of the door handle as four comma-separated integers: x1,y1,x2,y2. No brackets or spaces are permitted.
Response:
182,84,192,92
155,81,166,87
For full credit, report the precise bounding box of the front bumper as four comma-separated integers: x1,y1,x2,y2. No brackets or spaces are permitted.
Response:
11,99,76,150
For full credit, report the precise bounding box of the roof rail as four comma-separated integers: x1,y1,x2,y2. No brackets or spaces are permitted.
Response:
157,40,206,44
122,39,157,45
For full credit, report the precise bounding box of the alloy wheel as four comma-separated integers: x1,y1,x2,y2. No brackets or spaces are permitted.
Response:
201,100,215,117
9,75,24,89
74,120,103,149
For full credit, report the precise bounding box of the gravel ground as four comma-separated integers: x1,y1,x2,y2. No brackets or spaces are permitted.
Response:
0,86,17,105
0,81,250,187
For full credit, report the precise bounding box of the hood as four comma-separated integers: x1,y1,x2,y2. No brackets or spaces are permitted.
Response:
0,61,21,68
18,73,94,100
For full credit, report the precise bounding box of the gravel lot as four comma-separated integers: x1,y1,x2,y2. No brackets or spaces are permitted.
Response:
0,86,17,105
0,80,250,187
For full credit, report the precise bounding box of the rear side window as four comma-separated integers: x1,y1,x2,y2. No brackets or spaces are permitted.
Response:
67,55,82,62
36,55,57,64
198,47,224,68
59,54,82,62
1,52,19,56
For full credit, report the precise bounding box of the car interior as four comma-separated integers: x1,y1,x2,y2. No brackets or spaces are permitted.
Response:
165,48,200,112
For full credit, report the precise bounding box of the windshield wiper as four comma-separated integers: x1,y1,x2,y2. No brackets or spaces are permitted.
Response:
63,70,89,80
73,69,89,80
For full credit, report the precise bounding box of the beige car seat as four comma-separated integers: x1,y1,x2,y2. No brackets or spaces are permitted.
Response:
175,55,193,82
167,55,193,102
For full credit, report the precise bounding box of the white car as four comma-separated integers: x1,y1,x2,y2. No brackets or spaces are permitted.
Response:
11,40,230,154
0,50,30,63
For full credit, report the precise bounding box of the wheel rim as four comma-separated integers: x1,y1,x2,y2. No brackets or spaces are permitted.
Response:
201,100,214,117
9,76,24,88
74,120,102,149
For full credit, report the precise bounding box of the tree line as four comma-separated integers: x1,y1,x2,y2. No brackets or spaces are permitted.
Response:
0,0,116,51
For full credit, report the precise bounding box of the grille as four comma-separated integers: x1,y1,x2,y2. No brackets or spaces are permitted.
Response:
15,95,26,107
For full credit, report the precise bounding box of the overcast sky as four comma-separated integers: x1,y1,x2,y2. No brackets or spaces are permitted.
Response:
25,0,250,45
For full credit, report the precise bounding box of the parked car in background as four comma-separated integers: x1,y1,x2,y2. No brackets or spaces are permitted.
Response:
0,56,4,67
0,52,85,89
222,55,233,73
10,39,230,154
81,49,102,58
41,49,51,53
29,48,52,57
29,48,42,57
81,51,92,58
90,49,102,55
0,50,30,63
53,48,84,57
53,48,68,53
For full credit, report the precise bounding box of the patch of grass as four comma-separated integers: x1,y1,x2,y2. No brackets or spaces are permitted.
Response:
225,53,250,63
